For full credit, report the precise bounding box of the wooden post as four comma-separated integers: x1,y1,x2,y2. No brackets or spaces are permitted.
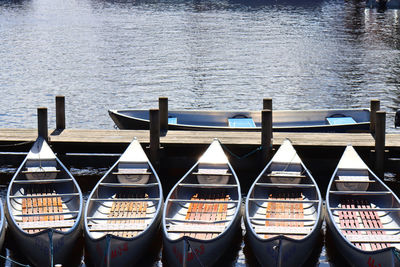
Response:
375,110,386,178
263,98,272,111
149,109,160,167
56,96,66,130
38,107,48,141
261,109,273,162
159,97,168,134
370,99,380,134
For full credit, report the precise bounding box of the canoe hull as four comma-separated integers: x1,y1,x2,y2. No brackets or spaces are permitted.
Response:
109,109,370,133
5,211,83,266
245,217,323,267
85,213,162,267
163,214,241,267
325,211,400,267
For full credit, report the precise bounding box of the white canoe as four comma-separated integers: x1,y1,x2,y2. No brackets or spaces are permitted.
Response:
6,137,83,266
84,138,163,267
326,145,400,266
162,139,242,266
245,139,323,266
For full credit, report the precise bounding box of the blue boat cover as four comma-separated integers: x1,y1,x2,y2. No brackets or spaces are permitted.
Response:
228,118,256,128
168,117,177,124
326,117,356,125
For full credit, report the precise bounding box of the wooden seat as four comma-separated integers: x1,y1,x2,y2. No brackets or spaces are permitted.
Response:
172,193,230,240
21,186,65,233
254,226,311,235
104,193,149,238
168,224,226,233
337,199,391,251
263,192,304,239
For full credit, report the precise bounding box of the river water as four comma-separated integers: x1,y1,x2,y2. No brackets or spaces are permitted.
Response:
1,0,400,131
1,0,400,266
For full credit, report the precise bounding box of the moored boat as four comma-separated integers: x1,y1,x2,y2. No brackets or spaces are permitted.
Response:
109,108,370,132
162,139,242,266
245,139,323,266
326,145,400,266
84,138,163,267
6,137,83,266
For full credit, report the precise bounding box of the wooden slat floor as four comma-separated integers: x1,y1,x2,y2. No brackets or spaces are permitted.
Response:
2,128,400,147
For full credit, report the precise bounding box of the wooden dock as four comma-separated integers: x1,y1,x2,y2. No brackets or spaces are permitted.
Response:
2,128,400,149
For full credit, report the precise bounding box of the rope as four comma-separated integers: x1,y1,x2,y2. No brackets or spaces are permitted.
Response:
0,254,30,267
48,229,54,267
184,237,205,267
220,143,262,160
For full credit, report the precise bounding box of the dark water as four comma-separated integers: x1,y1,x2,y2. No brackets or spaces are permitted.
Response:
1,0,400,265
1,0,400,131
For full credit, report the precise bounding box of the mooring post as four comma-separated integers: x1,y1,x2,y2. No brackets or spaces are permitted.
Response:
262,109,273,162
56,95,66,130
370,99,380,134
149,109,160,168
38,107,48,141
375,110,386,178
159,97,168,134
263,98,272,110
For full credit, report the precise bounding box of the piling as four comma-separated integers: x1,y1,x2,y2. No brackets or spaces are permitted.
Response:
56,96,66,130
375,110,386,178
38,107,48,141
263,98,272,111
370,99,380,134
159,97,168,134
261,109,273,162
149,109,160,168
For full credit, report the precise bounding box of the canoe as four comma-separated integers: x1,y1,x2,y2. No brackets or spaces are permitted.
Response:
162,139,242,266
6,137,83,267
0,199,6,252
244,139,323,267
108,108,370,132
326,145,400,266
84,138,163,267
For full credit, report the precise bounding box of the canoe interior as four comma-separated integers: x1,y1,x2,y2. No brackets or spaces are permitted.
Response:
115,109,370,128
246,139,321,242
247,165,320,240
9,158,81,234
164,162,240,241
328,168,400,252
86,162,161,239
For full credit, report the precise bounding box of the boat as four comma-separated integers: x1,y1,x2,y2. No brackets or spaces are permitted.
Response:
325,145,400,266
162,139,242,266
0,199,6,252
244,139,323,266
108,108,371,133
6,137,83,266
84,138,163,267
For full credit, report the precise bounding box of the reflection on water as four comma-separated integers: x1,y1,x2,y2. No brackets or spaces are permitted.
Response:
0,0,400,131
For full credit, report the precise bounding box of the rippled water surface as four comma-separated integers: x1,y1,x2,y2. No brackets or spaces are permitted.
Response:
1,0,400,131
1,1,400,265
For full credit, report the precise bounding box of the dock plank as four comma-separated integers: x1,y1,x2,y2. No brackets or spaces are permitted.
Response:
1,129,400,151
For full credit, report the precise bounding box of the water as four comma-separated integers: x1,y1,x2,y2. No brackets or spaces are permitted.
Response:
1,0,400,266
1,0,400,131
